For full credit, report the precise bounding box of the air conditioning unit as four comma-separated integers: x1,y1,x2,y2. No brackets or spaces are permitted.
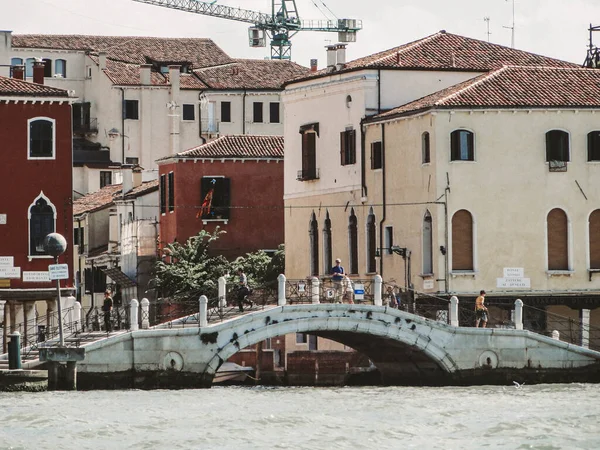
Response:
549,160,567,172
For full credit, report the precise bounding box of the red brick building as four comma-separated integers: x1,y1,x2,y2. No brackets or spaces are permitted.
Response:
157,135,284,258
0,70,74,345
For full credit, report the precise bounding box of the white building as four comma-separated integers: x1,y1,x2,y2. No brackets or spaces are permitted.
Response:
0,32,308,195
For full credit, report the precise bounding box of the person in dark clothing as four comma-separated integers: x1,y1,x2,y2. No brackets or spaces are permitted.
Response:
236,268,253,312
102,290,113,332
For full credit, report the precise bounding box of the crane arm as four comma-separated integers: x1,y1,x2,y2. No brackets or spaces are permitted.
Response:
132,0,272,26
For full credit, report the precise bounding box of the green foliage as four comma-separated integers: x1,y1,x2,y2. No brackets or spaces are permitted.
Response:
154,228,231,301
232,244,285,288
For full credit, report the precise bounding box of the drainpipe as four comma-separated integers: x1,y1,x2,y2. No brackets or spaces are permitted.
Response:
378,123,386,276
119,87,125,164
444,187,450,293
377,69,381,114
360,121,367,198
242,90,247,135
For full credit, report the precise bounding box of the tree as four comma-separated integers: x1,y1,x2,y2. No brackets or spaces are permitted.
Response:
232,244,285,288
154,228,230,302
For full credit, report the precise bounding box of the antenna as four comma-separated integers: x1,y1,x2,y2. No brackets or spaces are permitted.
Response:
484,16,491,42
503,0,515,48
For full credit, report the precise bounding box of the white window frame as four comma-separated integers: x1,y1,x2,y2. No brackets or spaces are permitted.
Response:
27,117,56,160
27,191,57,260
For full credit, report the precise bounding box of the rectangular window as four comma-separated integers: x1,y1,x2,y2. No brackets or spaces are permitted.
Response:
200,177,231,220
385,226,394,255
296,333,307,344
300,132,317,180
253,102,263,123
340,129,356,166
73,227,85,247
371,141,382,169
125,157,139,165
160,174,166,215
182,104,195,121
124,100,139,120
55,59,67,78
221,101,231,122
29,118,54,158
269,102,280,123
168,172,175,213
100,171,112,189
450,130,474,161
588,131,600,162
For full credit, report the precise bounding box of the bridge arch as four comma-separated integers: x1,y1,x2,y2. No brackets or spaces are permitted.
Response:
204,307,459,383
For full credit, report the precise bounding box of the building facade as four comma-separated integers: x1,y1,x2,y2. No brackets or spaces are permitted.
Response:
0,73,74,349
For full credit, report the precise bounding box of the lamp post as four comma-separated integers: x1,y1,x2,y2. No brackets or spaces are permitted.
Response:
43,233,67,347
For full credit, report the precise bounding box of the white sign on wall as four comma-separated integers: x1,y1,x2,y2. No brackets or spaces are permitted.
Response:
0,256,14,267
423,279,434,290
0,214,6,225
0,267,21,279
354,283,365,300
23,271,51,283
503,267,524,278
496,277,531,289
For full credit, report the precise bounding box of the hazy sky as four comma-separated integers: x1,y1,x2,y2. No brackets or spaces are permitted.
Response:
2,0,599,68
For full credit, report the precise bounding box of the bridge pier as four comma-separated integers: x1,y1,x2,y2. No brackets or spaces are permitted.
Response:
278,274,286,306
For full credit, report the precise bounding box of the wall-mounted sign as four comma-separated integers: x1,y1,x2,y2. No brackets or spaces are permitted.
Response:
503,267,524,278
0,256,14,267
0,267,21,279
298,282,306,293
496,277,531,289
23,271,51,283
354,283,365,300
423,279,434,290
0,214,6,225
48,264,69,280
0,280,10,288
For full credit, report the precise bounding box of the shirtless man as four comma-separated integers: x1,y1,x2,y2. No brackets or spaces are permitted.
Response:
475,290,488,328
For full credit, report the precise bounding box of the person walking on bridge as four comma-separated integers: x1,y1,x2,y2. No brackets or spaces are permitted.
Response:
236,268,253,312
102,290,113,332
474,290,488,328
330,258,345,303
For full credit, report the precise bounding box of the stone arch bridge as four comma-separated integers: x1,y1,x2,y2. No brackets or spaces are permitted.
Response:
77,304,600,389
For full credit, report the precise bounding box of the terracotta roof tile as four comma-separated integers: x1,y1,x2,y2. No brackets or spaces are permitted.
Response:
12,35,232,68
372,66,600,119
289,31,578,84
0,75,69,97
194,59,309,89
73,180,159,215
159,135,284,161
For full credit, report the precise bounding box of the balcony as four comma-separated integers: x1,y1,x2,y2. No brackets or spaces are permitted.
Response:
201,118,220,134
73,117,98,135
297,168,320,181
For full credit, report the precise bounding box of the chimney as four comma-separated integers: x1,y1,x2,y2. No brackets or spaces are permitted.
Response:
33,60,45,84
11,65,24,80
310,59,318,72
122,165,133,195
99,52,107,70
140,64,151,85
132,166,143,189
169,65,181,92
326,45,337,69
336,44,347,66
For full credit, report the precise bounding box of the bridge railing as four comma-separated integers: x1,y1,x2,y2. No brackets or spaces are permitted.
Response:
284,277,376,305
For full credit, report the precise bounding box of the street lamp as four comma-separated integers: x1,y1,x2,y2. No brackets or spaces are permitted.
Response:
43,232,67,347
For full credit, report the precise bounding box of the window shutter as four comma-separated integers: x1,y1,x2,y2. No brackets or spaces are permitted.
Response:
467,131,474,160
547,208,568,270
452,210,473,270
340,131,346,165
590,210,600,269
451,131,459,161
349,129,356,164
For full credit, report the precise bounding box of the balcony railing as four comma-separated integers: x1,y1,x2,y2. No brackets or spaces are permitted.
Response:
200,118,220,134
297,168,320,181
73,118,98,134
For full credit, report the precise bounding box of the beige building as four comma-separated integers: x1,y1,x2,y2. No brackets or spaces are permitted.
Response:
282,31,577,283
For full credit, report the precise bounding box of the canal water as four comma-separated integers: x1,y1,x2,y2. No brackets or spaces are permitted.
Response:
1,383,599,449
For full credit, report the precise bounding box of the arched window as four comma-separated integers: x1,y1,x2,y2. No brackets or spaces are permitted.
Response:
55,59,67,78
309,211,319,276
587,131,600,162
423,211,433,274
547,208,568,270
29,193,56,256
322,210,332,274
28,117,55,159
590,210,600,269
348,208,358,274
366,208,376,273
10,57,23,66
25,58,35,78
450,129,474,161
422,132,430,164
452,210,473,271
546,130,570,162
42,58,52,78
